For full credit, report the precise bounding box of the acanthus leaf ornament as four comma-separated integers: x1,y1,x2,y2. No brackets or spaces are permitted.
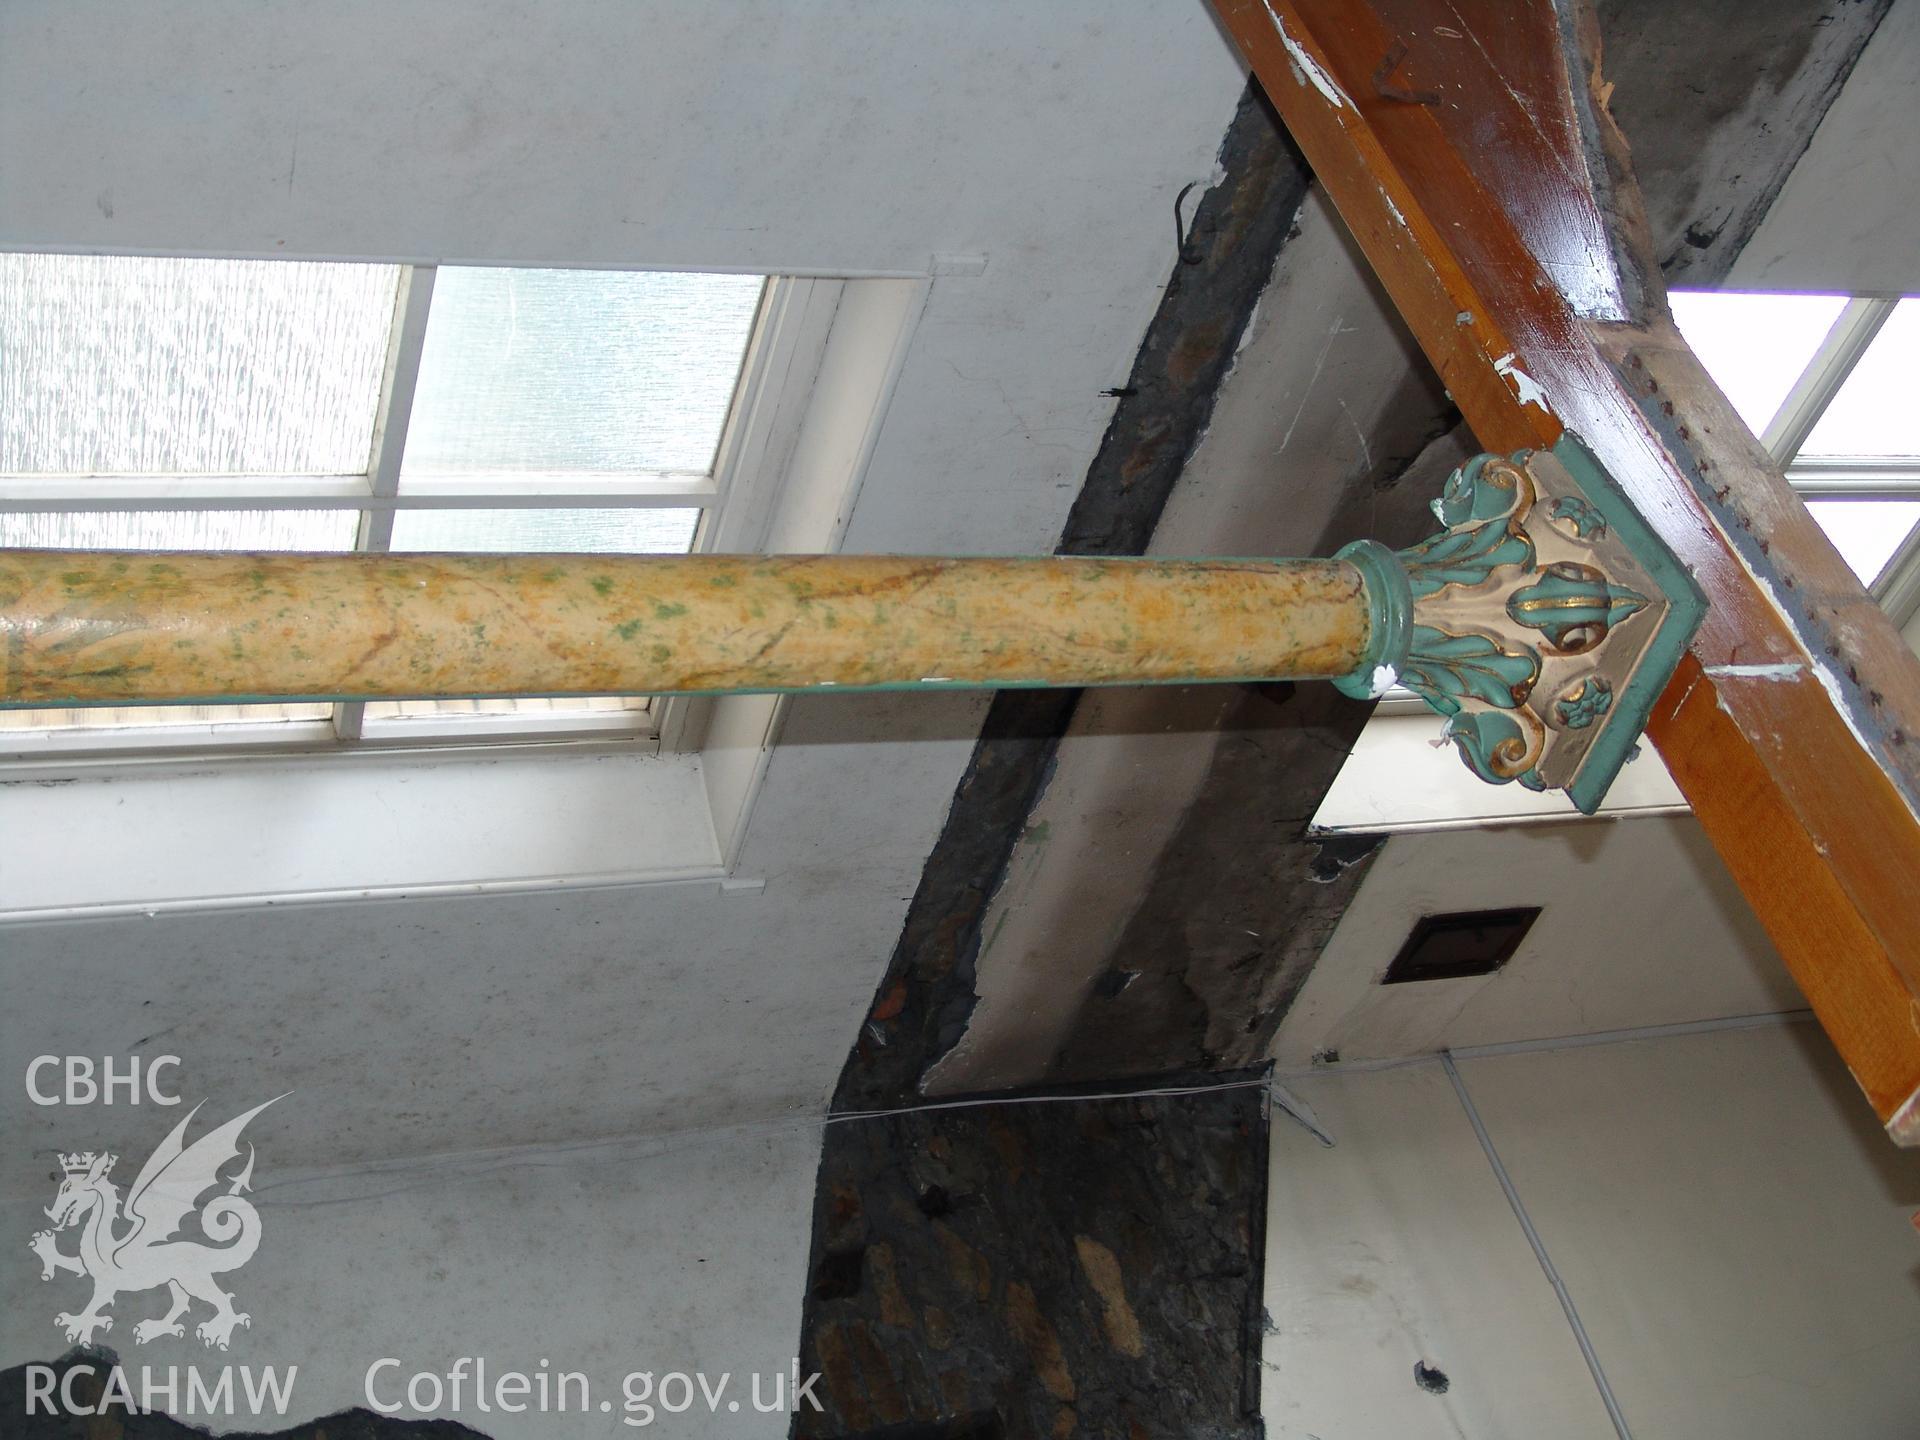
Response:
1338,436,1708,813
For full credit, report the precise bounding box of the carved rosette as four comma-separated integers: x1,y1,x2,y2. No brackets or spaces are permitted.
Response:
1339,448,1672,797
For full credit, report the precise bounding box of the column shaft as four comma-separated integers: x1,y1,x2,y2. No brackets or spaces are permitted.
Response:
0,551,1373,705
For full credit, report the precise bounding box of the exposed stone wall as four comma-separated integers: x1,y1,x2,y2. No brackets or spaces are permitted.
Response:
796,1076,1270,1439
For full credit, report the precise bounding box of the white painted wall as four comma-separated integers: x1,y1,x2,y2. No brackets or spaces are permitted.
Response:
0,749,727,921
6,1121,823,1439
1263,1020,1920,1438
1271,816,1802,1067
4,803,947,1172
1264,1061,1618,1440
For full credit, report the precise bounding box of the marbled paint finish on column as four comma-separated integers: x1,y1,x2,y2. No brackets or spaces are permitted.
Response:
0,552,1371,705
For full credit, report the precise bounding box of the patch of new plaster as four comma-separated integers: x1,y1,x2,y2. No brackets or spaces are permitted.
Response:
1703,662,1805,681
1263,0,1351,110
1269,1079,1336,1147
1493,353,1552,414
1716,499,1901,805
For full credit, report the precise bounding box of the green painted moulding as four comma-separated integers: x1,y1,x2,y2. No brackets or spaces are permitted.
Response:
1549,433,1706,813
1331,537,1411,702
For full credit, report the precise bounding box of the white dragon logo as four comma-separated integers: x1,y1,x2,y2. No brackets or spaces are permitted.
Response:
28,1096,284,1351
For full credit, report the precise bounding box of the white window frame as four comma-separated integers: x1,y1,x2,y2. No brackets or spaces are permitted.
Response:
1760,295,1920,627
0,265,842,765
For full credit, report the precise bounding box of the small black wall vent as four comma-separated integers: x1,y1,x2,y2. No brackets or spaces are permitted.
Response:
1382,907,1541,984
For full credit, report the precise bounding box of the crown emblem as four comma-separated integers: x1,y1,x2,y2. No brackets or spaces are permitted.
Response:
58,1151,112,1175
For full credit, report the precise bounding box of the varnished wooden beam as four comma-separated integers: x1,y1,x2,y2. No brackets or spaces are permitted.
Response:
1212,0,1920,1140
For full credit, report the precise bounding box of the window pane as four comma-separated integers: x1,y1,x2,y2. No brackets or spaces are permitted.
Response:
0,254,398,477
1669,290,1847,436
364,694,647,725
0,508,356,737
400,269,763,480
387,506,700,554
1800,298,1920,459
0,508,359,551
1801,498,1920,587
0,702,331,740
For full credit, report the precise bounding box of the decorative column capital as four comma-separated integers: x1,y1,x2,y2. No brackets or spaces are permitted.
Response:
1340,437,1706,813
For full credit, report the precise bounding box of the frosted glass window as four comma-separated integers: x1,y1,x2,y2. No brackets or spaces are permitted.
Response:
0,700,331,736
365,695,645,724
1669,290,1847,436
0,254,398,477
0,259,773,752
400,269,763,480
1800,299,1920,459
0,508,359,551
387,507,700,555
1802,499,1920,587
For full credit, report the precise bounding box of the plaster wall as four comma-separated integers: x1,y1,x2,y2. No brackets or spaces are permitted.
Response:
1271,815,1801,1067
1730,0,1920,293
1262,1020,1920,1438
6,1123,823,1439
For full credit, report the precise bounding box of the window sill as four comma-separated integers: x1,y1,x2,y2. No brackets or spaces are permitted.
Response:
0,743,735,921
